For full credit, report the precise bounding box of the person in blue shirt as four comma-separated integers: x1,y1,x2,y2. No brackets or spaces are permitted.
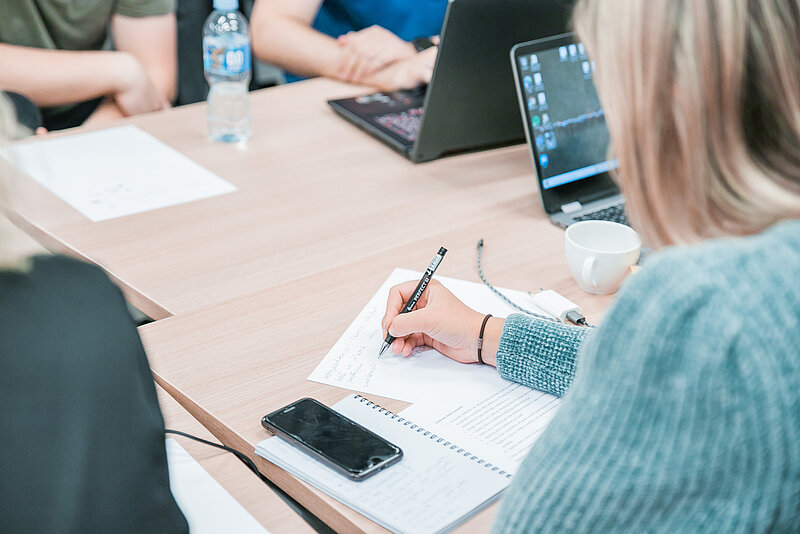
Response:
251,0,446,89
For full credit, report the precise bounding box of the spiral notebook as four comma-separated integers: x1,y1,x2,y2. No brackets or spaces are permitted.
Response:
254,394,513,534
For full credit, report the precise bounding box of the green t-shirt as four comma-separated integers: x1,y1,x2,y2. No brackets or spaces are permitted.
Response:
0,0,175,128
0,0,175,51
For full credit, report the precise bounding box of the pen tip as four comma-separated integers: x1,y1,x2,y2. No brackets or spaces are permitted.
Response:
378,343,388,357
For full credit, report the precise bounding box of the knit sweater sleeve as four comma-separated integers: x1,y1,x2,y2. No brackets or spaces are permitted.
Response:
491,252,767,533
495,314,591,397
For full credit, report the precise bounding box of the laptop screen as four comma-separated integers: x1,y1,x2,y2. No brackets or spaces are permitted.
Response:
515,38,617,191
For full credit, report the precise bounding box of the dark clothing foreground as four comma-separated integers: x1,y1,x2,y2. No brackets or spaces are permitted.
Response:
0,255,187,533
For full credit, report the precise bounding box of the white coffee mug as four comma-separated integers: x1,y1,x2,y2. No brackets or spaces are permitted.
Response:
565,220,641,295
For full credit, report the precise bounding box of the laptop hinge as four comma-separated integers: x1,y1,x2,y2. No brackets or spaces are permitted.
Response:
560,201,583,214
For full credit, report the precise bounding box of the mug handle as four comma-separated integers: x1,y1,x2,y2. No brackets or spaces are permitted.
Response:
582,257,598,288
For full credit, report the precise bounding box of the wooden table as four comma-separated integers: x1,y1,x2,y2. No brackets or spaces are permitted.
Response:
1,78,605,321
1,78,615,532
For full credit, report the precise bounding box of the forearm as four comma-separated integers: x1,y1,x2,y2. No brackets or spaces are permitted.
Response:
495,314,590,397
0,45,130,107
111,13,177,103
252,16,344,79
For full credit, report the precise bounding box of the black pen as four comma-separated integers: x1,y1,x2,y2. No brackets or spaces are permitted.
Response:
379,247,447,357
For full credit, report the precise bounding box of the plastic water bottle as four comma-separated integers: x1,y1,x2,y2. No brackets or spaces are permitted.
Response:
203,0,252,142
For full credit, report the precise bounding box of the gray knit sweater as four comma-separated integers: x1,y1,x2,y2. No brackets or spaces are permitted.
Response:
491,220,800,532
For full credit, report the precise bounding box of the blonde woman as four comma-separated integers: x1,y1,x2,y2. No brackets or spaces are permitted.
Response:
381,0,800,530
0,97,186,531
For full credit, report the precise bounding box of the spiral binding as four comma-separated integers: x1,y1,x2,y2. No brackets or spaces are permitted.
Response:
354,395,512,480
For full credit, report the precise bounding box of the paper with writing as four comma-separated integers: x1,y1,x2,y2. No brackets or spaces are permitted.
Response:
1,125,236,222
308,268,552,403
400,383,561,473
255,394,510,534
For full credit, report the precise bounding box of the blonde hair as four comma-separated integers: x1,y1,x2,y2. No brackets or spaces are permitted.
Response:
573,0,800,247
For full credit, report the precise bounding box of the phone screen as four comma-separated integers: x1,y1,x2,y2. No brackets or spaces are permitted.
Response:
263,398,401,476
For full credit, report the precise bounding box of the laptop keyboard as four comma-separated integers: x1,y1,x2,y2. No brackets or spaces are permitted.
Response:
376,106,424,142
573,203,629,226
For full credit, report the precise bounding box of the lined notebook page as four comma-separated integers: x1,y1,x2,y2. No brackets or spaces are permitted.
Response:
255,395,511,534
401,383,561,473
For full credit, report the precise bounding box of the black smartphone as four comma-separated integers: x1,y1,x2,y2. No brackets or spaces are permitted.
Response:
261,398,403,481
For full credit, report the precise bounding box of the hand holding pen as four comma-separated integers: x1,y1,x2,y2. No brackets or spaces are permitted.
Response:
379,247,447,357
380,263,500,363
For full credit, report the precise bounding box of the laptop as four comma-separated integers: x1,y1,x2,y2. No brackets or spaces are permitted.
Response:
328,0,575,163
511,32,627,228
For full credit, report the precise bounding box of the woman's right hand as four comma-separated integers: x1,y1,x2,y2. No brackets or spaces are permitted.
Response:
381,279,501,364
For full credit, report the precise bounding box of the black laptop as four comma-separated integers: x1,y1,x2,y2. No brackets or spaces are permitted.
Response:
511,32,627,227
328,0,574,163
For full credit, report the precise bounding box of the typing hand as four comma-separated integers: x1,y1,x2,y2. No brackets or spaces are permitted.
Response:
113,53,170,116
381,279,487,363
364,46,437,92
337,25,416,83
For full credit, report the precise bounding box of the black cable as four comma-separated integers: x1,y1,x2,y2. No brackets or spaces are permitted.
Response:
164,429,336,533
164,429,271,485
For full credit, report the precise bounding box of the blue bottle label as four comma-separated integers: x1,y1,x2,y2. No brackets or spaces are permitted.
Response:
203,41,252,75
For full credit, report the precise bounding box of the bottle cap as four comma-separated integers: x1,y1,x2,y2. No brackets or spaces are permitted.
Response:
213,0,238,10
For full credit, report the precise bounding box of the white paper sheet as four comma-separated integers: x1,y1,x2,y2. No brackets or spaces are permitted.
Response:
400,383,560,473
308,268,553,403
0,125,236,222
166,438,269,534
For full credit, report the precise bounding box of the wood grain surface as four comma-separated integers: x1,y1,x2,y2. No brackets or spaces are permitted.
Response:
1,78,616,533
